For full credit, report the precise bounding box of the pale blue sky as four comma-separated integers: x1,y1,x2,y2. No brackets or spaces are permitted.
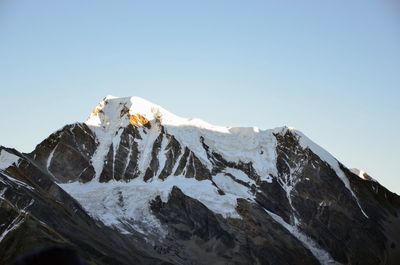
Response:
0,0,399,193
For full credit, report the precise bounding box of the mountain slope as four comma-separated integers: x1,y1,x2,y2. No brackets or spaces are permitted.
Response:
0,147,177,265
1,95,399,265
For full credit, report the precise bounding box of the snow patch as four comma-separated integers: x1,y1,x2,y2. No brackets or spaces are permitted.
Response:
0,150,20,170
260,174,273,183
59,175,243,235
137,127,161,178
0,214,25,242
213,173,254,198
46,145,57,175
112,128,124,178
156,136,169,176
223,168,256,185
0,199,34,243
350,168,377,182
0,172,34,191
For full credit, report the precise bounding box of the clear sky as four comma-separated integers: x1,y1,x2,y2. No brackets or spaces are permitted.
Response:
0,0,399,193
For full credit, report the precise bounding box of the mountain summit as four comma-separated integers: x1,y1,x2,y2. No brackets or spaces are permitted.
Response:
1,96,399,265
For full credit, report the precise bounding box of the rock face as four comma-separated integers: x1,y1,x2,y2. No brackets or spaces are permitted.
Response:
1,96,399,265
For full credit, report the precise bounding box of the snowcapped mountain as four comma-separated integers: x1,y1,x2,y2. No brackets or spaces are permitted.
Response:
1,96,399,265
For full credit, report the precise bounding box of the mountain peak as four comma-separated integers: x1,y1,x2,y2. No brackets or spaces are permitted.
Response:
85,95,277,134
85,96,166,128
3,95,399,265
